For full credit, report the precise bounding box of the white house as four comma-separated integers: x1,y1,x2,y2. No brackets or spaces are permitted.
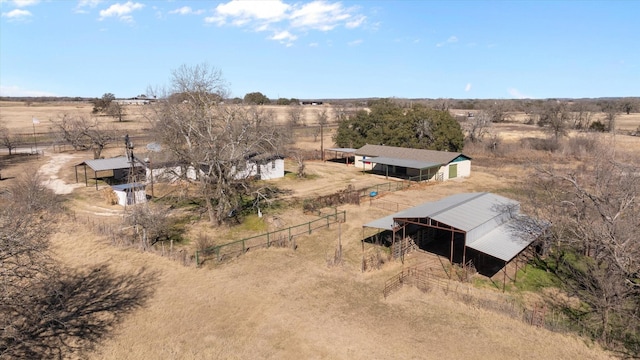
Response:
234,154,285,180
145,154,285,184
354,144,471,181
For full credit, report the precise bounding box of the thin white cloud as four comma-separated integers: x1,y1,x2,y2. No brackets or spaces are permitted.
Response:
99,1,144,22
347,39,362,46
1,8,32,19
290,1,351,31
208,0,366,45
436,35,458,47
465,83,472,92
169,6,204,16
271,30,297,41
74,0,103,14
308,42,319,47
345,14,365,29
208,0,290,26
0,85,56,97
508,88,531,99
12,0,39,7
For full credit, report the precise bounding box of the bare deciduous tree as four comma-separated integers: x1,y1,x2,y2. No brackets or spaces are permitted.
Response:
50,113,116,159
149,63,283,225
0,126,22,155
464,110,492,143
0,171,157,358
536,101,571,143
287,104,305,127
523,148,640,350
106,101,126,122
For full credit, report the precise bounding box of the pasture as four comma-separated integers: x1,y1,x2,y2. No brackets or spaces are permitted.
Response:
2,99,638,359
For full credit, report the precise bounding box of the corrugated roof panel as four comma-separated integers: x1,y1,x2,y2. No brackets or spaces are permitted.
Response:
111,183,146,191
363,214,396,231
356,144,465,164
326,148,358,153
365,156,442,170
79,156,144,172
431,193,518,232
466,221,535,262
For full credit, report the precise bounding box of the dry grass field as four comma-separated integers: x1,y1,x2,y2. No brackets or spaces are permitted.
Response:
2,100,639,359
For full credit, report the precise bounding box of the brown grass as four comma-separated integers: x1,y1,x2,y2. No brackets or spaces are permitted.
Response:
3,100,636,359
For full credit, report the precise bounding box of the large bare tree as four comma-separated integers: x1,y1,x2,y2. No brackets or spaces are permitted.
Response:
523,148,640,350
149,64,283,225
50,113,116,159
0,171,156,358
0,126,22,155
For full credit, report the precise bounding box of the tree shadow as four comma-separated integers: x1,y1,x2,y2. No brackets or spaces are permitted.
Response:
1,264,159,359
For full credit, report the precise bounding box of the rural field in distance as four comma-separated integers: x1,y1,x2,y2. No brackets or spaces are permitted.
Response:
1,98,638,359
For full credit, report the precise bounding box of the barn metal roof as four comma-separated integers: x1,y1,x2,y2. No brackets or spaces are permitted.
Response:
362,156,442,170
363,193,538,263
465,217,537,262
77,156,145,172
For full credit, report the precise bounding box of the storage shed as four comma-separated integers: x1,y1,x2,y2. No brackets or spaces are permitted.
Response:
111,183,147,206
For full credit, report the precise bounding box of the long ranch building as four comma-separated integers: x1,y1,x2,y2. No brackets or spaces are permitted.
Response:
354,144,471,181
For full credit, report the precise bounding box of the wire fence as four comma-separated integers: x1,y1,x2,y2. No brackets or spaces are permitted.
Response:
195,209,346,266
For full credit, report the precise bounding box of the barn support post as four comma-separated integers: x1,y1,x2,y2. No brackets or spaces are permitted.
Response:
84,166,88,187
450,230,454,264
95,170,98,190
401,223,406,264
75,165,78,183
463,242,467,268
502,261,507,292
514,258,518,283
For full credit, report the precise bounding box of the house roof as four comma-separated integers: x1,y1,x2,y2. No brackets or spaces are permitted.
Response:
355,144,470,165
363,192,539,263
362,156,442,170
77,156,145,172
326,147,358,153
111,183,146,191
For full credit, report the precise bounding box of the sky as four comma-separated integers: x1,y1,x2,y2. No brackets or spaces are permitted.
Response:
1,0,638,100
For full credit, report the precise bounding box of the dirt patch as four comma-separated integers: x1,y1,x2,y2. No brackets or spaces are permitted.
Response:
38,152,84,195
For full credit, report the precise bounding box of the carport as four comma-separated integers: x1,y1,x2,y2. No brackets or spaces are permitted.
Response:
75,156,146,190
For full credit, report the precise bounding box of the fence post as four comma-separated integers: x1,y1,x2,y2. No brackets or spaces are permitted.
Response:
308,221,312,234
216,247,220,261
288,227,291,240
267,232,270,248
243,239,246,253
195,251,199,267
326,216,330,228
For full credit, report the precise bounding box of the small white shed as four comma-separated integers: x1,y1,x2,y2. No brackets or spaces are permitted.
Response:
111,183,147,206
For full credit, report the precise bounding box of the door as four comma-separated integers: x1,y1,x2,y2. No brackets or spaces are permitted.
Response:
449,164,457,179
